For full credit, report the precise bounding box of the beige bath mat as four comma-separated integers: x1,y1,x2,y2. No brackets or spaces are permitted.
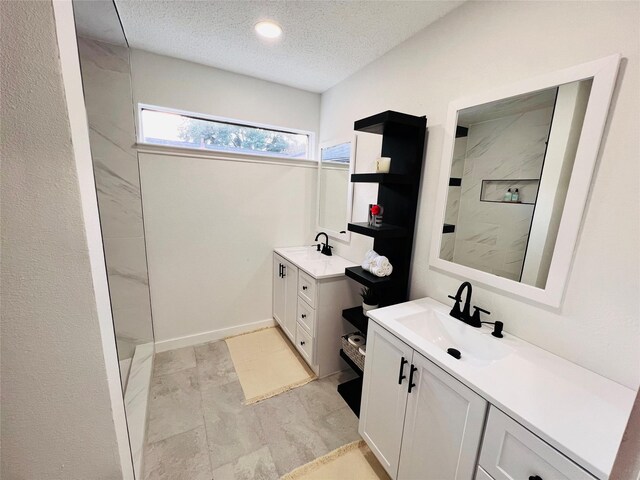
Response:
225,326,316,404
281,440,390,480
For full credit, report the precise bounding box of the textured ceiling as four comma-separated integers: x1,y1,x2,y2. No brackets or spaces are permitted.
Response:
113,0,463,93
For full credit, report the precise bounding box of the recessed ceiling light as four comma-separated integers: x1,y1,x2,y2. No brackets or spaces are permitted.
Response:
255,21,282,39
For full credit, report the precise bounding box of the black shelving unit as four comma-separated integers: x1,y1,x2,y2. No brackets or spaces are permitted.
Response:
337,377,363,417
347,222,408,239
341,306,369,335
339,349,363,376
338,110,427,417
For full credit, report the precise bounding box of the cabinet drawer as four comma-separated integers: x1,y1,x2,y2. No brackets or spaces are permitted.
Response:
296,297,315,335
479,407,595,480
295,323,314,364
297,270,316,308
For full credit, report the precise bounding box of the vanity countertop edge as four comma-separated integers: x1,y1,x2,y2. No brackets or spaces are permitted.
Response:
274,246,358,280
367,297,636,480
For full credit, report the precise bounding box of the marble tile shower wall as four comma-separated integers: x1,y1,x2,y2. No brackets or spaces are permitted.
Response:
440,137,467,262
451,107,554,280
78,38,153,357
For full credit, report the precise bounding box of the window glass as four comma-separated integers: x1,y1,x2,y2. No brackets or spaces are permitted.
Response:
140,108,310,159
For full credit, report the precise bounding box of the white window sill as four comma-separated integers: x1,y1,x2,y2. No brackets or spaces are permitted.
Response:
135,142,318,168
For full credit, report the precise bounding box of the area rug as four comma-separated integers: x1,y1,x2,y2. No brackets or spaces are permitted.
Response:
225,326,316,404
281,440,390,480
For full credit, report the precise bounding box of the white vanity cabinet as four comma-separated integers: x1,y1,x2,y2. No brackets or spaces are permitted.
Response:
479,407,596,480
360,321,488,480
272,254,298,340
272,248,359,377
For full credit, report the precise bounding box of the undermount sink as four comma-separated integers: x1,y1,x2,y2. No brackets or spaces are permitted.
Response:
395,307,512,366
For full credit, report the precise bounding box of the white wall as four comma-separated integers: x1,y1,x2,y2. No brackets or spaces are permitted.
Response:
139,152,317,347
130,51,322,347
1,1,130,477
130,48,320,136
320,1,640,390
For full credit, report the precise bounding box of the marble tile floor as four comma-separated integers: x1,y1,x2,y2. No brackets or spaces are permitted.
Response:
143,340,360,480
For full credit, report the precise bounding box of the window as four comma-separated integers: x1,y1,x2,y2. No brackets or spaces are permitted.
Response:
139,106,312,159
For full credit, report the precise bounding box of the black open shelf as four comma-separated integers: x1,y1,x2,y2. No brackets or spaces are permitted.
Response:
348,222,408,239
342,306,369,334
340,349,363,377
449,177,462,187
351,173,415,185
345,266,394,288
355,110,426,135
337,377,363,418
443,224,455,234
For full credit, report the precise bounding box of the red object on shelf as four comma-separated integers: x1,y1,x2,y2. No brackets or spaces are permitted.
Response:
370,205,381,215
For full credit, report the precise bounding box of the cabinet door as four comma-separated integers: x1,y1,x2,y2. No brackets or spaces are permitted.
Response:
359,322,414,479
272,254,286,329
397,351,488,480
282,259,298,341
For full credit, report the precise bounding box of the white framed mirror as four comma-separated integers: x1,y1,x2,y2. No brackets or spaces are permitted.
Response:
430,54,620,307
317,136,357,241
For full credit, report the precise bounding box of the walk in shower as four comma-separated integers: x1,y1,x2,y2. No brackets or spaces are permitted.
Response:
73,2,154,476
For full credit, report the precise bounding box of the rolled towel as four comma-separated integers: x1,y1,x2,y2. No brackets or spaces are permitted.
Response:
361,250,379,272
371,255,391,270
370,257,393,277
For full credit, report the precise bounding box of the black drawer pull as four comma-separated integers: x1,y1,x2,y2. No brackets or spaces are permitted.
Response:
282,266,286,278
398,357,408,384
529,477,543,480
278,263,283,277
408,364,418,393
302,285,308,290
301,314,307,319
300,341,306,346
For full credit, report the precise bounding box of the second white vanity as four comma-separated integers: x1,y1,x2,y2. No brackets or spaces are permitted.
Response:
273,246,360,377
360,297,635,480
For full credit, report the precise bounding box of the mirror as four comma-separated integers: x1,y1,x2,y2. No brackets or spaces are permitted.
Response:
317,137,356,240
430,55,620,306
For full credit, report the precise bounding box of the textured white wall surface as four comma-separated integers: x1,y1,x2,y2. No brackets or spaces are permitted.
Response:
139,153,317,344
130,49,321,136
320,0,640,390
0,1,126,477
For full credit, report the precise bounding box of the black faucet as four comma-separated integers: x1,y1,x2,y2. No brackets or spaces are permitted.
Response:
448,281,474,325
448,282,503,337
314,232,332,256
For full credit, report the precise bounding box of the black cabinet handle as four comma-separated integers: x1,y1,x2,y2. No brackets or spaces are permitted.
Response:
529,476,543,480
408,364,418,393
300,341,306,346
398,357,408,384
282,265,286,278
278,263,282,277
302,285,308,290
301,314,307,319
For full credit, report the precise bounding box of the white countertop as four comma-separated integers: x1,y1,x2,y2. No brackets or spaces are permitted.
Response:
367,297,635,480
275,246,357,280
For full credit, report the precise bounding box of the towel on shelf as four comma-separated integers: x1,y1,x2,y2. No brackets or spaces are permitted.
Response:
361,249,379,271
370,258,393,277
361,250,393,277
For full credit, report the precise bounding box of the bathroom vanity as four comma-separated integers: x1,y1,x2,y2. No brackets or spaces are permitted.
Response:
273,246,360,377
359,297,635,480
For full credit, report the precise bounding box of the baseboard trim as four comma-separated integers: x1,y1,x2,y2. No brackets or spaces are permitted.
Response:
154,318,276,352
